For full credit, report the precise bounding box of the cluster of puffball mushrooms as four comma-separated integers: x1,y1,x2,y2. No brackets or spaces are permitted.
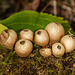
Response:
0,22,75,57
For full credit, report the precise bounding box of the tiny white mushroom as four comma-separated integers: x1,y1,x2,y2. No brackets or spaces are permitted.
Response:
60,35,75,53
34,29,49,46
15,39,33,57
52,43,65,57
19,29,33,41
39,48,52,57
45,22,65,43
0,29,17,50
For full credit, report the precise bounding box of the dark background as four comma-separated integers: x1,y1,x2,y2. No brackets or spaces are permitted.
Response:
0,0,75,31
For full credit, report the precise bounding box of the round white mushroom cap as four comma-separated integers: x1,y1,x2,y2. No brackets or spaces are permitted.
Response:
34,29,49,46
45,22,65,43
15,39,33,57
39,48,52,57
52,42,65,57
0,29,17,49
61,35,75,53
19,29,33,41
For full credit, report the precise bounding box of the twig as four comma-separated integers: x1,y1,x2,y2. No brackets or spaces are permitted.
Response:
49,2,75,13
71,0,75,7
41,0,51,12
62,5,75,13
20,0,26,9
53,0,57,16
68,28,74,35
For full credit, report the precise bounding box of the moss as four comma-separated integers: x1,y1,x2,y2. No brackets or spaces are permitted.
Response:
0,44,75,75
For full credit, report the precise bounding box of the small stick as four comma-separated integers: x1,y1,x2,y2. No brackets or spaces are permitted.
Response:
41,0,51,12
53,0,57,16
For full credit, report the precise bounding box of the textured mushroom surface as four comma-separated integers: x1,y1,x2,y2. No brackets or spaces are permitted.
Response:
45,22,65,43
61,35,75,53
39,48,52,57
19,29,33,41
34,29,49,46
0,29,17,49
15,39,33,57
52,43,65,57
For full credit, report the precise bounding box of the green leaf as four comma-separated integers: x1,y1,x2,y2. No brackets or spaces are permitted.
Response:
0,10,75,35
0,24,8,34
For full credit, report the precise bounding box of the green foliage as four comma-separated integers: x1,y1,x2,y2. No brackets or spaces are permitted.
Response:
0,24,8,34
0,10,75,36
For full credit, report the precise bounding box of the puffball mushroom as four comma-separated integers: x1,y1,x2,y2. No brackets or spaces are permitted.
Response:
0,29,17,49
19,29,33,41
39,48,52,57
15,39,33,57
34,29,49,46
45,22,65,43
60,35,75,53
52,43,65,57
